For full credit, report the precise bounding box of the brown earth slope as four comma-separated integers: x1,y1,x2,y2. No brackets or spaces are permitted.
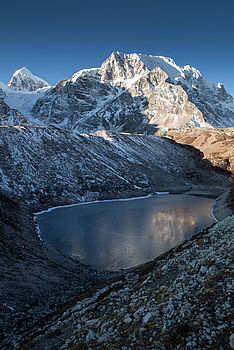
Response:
165,128,234,175
165,128,234,219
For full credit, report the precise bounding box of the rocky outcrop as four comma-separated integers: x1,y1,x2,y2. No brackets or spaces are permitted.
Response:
32,68,155,134
1,52,233,133
0,99,29,125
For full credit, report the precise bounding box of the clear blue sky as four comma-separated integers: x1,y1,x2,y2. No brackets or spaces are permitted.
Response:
1,0,234,96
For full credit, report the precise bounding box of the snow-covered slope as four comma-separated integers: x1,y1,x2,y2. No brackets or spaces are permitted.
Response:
0,77,51,121
8,67,49,91
0,126,228,202
95,52,234,129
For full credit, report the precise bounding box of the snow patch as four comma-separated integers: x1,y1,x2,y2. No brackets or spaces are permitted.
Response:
71,68,99,83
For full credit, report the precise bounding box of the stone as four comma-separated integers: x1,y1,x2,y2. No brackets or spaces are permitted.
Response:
32,52,234,134
142,312,155,325
230,334,234,349
86,330,95,342
97,334,111,343
123,315,132,324
200,266,208,274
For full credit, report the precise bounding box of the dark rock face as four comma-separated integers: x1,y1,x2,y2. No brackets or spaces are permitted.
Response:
31,52,234,133
32,69,154,134
0,99,29,125
0,191,23,231
8,75,46,91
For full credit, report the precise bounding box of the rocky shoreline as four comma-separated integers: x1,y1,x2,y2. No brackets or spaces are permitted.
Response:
0,184,233,349
0,192,116,349
213,186,234,221
16,215,233,350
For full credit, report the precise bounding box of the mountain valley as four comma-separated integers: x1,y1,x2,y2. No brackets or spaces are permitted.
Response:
0,52,233,349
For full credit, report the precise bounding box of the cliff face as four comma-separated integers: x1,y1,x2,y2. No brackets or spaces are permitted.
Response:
1,53,233,134
0,99,29,125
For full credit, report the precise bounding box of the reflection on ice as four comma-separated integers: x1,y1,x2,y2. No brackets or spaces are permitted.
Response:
36,194,214,271
152,208,198,245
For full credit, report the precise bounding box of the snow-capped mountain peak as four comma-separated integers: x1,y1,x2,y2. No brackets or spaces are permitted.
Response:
1,52,234,132
100,51,206,87
8,66,49,91
13,66,33,78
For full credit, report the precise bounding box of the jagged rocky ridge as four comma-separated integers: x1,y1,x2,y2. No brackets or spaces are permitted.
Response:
0,99,29,125
0,52,234,132
0,80,50,123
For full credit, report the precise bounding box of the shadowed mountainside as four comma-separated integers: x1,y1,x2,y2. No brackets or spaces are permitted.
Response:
165,128,234,174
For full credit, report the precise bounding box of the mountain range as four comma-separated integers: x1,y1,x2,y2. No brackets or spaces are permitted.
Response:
0,52,234,133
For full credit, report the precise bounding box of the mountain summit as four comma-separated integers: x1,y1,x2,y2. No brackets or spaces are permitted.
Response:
8,67,49,91
32,51,234,133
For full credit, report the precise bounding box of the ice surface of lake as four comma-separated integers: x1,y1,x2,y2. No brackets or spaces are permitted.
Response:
36,194,215,270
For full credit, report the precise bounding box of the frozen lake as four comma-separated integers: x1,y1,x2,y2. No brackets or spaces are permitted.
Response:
36,194,215,271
